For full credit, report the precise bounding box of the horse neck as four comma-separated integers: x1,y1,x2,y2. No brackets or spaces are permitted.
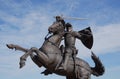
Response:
48,32,64,47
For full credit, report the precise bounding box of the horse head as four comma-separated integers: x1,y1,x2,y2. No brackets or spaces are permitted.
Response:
48,22,65,34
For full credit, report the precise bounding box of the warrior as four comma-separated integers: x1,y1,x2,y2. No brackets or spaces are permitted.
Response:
58,23,93,79
58,23,81,70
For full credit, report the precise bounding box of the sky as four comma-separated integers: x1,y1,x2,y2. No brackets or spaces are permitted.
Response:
0,0,120,79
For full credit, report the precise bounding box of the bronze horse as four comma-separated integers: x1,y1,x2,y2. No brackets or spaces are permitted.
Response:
7,22,104,79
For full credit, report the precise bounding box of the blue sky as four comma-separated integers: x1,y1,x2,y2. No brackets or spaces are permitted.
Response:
0,0,120,79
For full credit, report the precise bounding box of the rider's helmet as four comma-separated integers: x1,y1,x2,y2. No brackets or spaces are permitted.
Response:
65,23,73,32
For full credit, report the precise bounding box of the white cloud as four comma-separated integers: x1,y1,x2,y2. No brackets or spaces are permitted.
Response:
92,23,120,54
108,66,120,72
74,23,120,58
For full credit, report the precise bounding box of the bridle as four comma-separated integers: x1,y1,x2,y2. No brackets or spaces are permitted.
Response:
44,23,64,48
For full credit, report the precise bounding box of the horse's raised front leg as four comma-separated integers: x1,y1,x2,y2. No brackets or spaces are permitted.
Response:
20,47,49,68
6,44,28,52
7,44,43,68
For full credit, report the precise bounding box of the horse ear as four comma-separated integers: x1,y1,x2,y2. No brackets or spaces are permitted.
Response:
78,27,93,49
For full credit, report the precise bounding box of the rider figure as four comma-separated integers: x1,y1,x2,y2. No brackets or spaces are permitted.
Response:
58,23,82,70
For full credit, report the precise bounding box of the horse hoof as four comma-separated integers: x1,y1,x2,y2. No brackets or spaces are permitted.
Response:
6,44,14,49
19,61,25,68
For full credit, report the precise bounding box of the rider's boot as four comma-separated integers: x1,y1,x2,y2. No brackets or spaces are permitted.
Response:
57,64,64,70
57,55,69,70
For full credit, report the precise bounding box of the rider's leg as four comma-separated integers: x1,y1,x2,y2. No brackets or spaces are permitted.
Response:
63,54,69,70
58,47,71,70
63,47,72,70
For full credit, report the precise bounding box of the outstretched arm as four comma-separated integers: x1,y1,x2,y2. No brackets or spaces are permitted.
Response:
71,31,92,39
71,31,82,39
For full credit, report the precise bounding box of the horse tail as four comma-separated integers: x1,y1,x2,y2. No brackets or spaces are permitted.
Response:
91,51,105,76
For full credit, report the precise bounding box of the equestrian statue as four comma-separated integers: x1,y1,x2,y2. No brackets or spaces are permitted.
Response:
6,16,105,79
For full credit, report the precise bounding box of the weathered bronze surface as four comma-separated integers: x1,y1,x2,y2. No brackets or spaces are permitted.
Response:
7,16,104,79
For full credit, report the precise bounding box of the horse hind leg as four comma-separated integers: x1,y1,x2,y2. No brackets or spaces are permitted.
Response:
77,72,91,79
19,47,49,68
74,67,91,79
